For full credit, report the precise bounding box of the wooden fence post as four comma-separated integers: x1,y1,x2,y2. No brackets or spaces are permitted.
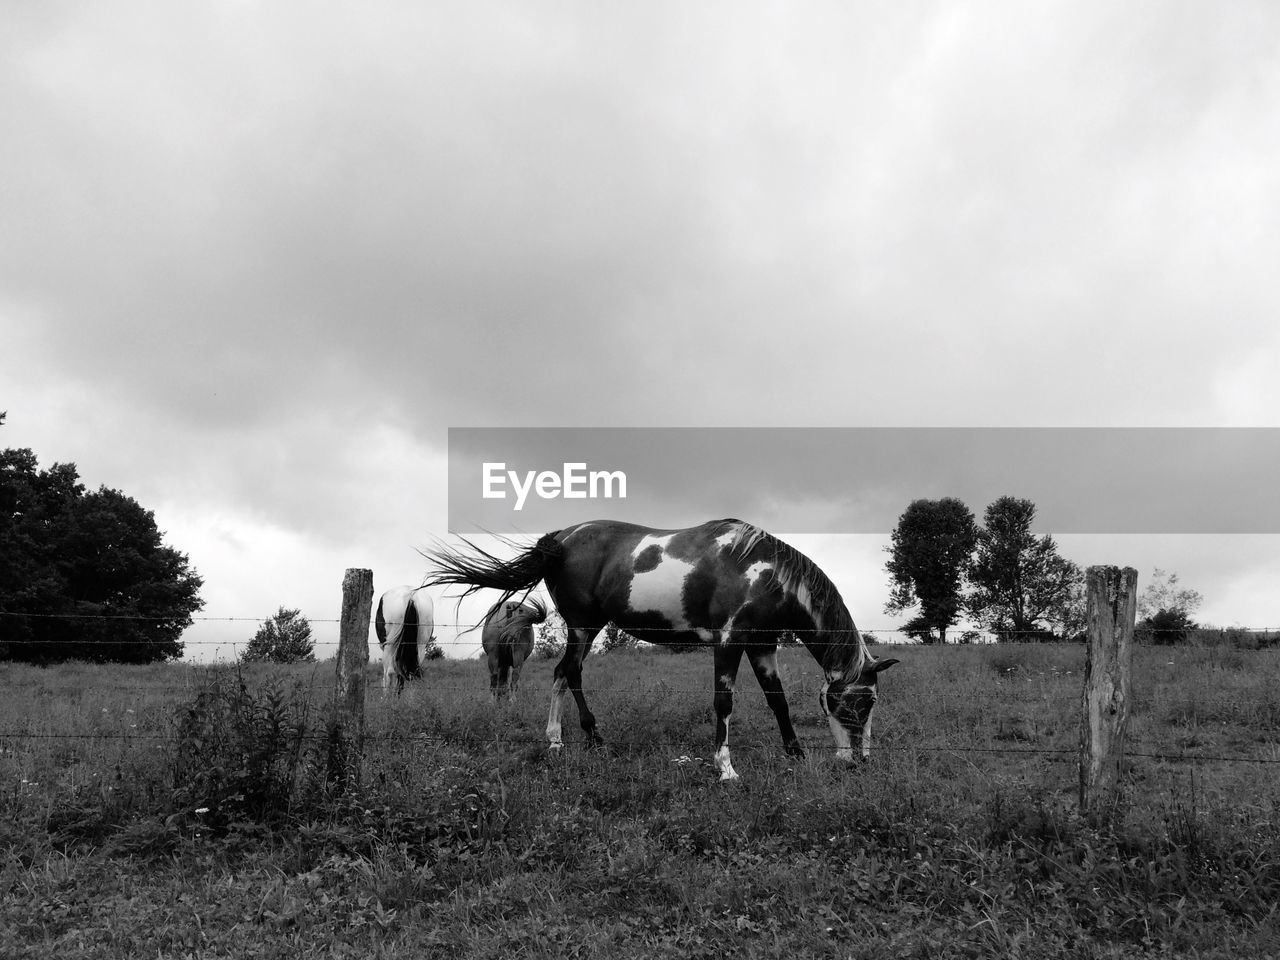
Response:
332,568,373,784
1079,565,1137,823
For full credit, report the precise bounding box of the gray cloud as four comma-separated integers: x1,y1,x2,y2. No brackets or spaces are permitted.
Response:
4,3,1280,652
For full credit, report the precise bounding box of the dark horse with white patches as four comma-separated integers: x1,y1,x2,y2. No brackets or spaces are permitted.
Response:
374,585,436,695
424,519,898,780
480,597,549,701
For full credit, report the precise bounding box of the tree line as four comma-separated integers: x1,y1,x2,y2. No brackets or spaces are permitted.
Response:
885,495,1203,644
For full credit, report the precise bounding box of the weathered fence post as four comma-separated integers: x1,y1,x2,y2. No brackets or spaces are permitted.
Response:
331,568,373,784
1079,565,1137,823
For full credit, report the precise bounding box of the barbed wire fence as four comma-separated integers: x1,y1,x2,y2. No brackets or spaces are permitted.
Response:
3,610,1278,646
3,570,1279,791
0,732,1274,774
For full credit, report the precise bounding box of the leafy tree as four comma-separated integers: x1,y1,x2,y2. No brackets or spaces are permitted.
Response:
1137,568,1203,620
600,622,640,653
1,448,204,663
241,607,315,663
1053,575,1089,642
534,609,567,659
968,496,1081,642
1136,607,1197,646
884,497,978,644
1135,568,1202,645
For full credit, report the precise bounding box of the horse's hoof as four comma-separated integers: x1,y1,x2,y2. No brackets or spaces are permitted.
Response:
784,742,806,760
718,770,741,783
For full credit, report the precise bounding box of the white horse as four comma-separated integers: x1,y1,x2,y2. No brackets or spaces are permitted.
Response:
374,585,436,695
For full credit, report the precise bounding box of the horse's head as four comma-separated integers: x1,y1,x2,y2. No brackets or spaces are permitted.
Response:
820,656,899,759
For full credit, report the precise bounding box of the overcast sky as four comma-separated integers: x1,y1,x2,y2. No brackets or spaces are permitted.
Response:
3,2,1279,661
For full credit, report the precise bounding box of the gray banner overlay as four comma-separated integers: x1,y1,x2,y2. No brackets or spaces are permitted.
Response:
447,428,1280,534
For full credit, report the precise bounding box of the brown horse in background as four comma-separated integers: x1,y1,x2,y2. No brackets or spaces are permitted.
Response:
480,596,548,701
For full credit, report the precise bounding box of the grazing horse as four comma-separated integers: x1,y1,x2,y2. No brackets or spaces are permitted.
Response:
424,519,898,780
374,585,436,695
480,596,549,701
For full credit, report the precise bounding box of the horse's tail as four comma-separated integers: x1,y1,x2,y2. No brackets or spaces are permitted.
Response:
423,533,564,612
496,641,514,690
397,596,422,679
374,595,388,647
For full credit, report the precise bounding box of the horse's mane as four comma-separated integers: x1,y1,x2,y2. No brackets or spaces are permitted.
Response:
722,520,868,676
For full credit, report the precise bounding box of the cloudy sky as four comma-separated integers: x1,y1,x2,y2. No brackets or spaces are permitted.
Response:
3,2,1278,661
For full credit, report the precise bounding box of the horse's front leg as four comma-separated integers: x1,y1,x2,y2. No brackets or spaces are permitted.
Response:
747,646,805,758
547,627,599,750
712,644,745,781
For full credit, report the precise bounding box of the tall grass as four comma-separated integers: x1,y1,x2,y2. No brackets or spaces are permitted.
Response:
2,645,1278,958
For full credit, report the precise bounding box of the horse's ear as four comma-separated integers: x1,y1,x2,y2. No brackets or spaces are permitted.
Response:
872,658,900,673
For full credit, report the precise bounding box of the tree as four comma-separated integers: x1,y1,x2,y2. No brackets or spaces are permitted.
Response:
1136,607,1197,645
241,607,315,663
896,613,939,644
884,497,978,644
967,496,1081,642
1135,568,1202,645
534,610,567,659
1137,568,1203,621
1052,575,1089,643
600,622,640,653
1,448,204,663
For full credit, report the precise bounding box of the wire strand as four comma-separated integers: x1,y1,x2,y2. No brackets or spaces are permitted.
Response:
4,609,1278,639
1,728,1276,765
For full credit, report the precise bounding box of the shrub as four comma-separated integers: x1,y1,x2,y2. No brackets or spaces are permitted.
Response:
534,611,567,659
600,623,639,653
1136,608,1196,645
171,670,314,828
241,607,316,663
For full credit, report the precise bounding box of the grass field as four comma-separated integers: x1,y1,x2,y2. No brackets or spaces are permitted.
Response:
2,642,1278,958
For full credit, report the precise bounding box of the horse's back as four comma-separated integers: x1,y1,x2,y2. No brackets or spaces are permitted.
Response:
555,518,740,549
548,519,761,644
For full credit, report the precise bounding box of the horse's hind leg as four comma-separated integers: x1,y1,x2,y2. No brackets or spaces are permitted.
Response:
547,627,600,750
747,645,805,758
509,648,528,701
